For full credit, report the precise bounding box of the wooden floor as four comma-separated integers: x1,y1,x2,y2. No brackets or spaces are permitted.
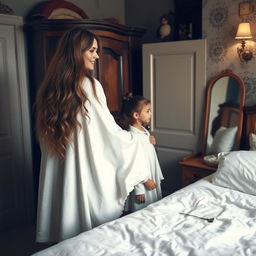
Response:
0,224,54,256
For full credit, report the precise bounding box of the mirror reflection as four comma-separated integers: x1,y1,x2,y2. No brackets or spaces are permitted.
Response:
202,71,245,157
206,77,241,154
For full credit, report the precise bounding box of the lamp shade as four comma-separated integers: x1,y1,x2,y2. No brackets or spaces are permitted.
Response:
235,23,253,39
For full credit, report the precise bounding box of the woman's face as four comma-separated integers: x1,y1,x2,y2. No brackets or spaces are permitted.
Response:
83,39,99,70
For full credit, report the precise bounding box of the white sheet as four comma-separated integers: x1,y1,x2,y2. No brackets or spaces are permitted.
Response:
33,176,256,256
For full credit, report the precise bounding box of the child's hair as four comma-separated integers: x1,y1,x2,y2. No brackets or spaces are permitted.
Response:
119,92,150,130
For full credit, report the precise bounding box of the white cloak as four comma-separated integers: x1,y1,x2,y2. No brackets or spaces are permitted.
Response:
36,78,150,242
125,126,164,212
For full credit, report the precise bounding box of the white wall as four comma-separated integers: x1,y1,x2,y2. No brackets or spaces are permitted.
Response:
0,0,125,23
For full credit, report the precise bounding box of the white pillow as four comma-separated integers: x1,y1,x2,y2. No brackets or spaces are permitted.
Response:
209,126,238,154
249,133,256,150
212,151,256,195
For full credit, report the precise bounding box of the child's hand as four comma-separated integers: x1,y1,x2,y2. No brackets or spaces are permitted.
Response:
136,194,145,204
144,179,157,190
149,136,156,145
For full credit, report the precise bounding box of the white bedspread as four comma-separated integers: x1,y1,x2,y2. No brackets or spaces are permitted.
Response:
33,176,256,256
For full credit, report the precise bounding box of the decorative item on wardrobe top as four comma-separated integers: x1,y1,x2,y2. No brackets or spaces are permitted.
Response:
0,2,14,14
156,12,174,42
235,22,253,62
26,0,88,20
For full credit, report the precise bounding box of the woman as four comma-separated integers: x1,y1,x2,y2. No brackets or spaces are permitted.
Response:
35,26,156,242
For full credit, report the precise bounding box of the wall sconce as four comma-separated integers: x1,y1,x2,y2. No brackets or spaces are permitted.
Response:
235,22,253,62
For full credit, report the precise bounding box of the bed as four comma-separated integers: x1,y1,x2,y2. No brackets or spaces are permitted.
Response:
33,105,256,256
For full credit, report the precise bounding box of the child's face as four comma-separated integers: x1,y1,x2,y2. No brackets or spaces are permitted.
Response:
138,103,152,125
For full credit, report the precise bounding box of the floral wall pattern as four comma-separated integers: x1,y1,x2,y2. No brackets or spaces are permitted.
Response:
203,0,256,105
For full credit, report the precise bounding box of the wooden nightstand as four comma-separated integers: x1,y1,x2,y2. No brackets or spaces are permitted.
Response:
179,153,217,187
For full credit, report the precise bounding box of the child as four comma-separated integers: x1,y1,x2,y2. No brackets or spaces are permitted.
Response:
120,93,164,212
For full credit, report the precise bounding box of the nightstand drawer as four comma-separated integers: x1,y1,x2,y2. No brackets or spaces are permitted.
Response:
182,166,213,187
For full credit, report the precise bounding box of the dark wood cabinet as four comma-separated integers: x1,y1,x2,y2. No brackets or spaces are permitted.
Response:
179,154,216,187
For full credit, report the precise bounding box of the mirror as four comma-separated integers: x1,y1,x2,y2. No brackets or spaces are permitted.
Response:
201,70,246,156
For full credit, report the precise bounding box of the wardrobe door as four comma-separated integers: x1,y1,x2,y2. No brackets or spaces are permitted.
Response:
97,36,130,115
0,14,34,230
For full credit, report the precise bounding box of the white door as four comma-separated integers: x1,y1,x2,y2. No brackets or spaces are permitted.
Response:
0,15,34,230
143,39,207,194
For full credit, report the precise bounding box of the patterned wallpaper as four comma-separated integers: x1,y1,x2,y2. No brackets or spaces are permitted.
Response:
203,0,256,105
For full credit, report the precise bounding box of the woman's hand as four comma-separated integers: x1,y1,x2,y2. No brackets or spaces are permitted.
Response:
149,136,156,145
136,194,145,204
144,179,157,190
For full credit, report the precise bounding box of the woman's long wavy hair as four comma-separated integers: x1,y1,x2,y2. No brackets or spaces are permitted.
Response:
35,26,100,159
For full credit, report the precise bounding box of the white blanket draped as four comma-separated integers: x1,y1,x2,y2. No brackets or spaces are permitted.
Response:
36,78,150,242
125,126,163,212
34,176,256,255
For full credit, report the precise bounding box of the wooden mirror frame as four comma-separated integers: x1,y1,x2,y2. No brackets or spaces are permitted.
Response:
201,70,246,156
